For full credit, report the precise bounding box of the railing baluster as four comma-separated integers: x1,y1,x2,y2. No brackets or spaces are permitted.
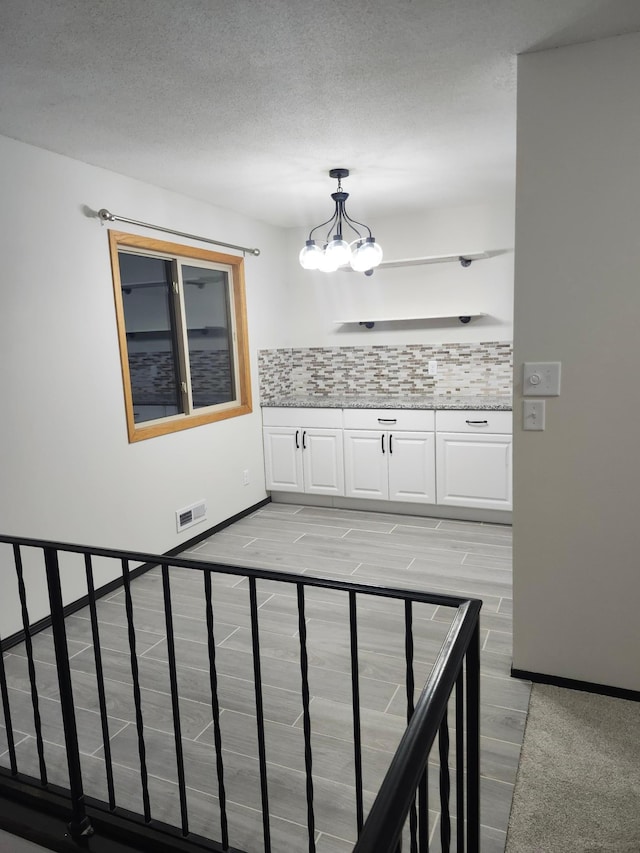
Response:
249,577,271,853
13,544,47,785
84,554,116,810
418,770,429,852
455,670,465,853
44,547,93,837
122,558,151,822
405,601,418,853
0,626,18,775
297,584,316,853
204,570,229,849
349,591,364,835
465,627,481,853
439,710,451,853
161,564,189,837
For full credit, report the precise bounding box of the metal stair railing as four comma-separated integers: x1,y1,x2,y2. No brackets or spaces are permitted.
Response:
0,533,481,853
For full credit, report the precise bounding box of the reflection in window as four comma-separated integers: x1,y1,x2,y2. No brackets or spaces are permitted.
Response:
182,265,235,410
109,232,251,442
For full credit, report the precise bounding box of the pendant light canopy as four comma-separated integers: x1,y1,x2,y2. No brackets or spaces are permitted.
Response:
299,169,383,275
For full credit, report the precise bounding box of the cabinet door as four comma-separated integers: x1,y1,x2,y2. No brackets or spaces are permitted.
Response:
343,430,388,499
388,432,436,503
302,428,345,496
263,427,304,492
436,433,512,510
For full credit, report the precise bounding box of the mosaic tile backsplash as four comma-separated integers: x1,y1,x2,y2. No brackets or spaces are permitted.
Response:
258,342,513,400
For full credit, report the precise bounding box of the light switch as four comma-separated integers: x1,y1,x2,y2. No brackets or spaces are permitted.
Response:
428,359,438,375
523,362,561,396
523,399,545,430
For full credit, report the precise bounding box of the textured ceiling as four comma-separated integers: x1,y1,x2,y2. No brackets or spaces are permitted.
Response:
1,1,640,227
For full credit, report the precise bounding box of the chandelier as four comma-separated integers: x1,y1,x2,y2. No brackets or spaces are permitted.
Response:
299,169,383,275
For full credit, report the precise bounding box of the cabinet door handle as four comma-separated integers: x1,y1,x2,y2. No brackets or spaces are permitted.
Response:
466,420,489,425
381,434,385,454
389,434,393,454
378,418,397,424
302,430,307,450
295,429,300,449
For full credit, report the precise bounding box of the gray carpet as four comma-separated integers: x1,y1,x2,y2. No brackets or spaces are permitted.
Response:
506,684,640,852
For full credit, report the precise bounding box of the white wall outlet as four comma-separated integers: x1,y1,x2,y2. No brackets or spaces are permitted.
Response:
523,399,545,430
428,359,438,375
523,362,561,396
242,469,250,485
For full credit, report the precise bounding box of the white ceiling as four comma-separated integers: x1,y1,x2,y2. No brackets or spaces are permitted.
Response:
1,1,640,228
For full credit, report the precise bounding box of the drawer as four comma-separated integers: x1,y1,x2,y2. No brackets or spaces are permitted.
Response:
342,408,435,431
435,410,512,434
262,407,343,429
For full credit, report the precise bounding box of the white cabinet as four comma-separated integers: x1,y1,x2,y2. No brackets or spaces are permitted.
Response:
262,427,304,492
263,408,344,497
343,430,389,499
435,411,512,510
343,410,436,503
262,405,512,514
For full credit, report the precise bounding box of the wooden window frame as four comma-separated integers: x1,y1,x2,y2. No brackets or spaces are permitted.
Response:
108,230,252,443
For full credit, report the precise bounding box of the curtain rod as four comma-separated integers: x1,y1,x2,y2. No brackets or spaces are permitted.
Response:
97,208,261,257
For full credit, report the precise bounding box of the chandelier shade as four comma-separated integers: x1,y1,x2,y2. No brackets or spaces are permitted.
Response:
298,240,324,270
300,169,383,275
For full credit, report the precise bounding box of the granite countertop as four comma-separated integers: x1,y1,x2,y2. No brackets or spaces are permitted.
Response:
261,395,512,411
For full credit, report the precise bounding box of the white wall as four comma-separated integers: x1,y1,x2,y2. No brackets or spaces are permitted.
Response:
283,197,514,347
0,135,289,637
513,33,640,692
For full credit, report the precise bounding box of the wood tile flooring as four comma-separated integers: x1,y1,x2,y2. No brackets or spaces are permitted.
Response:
0,503,527,853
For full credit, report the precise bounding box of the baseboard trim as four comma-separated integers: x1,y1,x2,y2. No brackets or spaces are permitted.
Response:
0,498,271,653
270,492,512,525
511,667,640,703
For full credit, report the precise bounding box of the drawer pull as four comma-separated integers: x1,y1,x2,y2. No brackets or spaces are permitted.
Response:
466,419,489,425
378,418,397,424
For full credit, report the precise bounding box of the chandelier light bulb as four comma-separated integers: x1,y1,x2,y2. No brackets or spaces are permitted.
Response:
324,236,351,267
350,237,383,272
299,240,323,270
318,246,341,272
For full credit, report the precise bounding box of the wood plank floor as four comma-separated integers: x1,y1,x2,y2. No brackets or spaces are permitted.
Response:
1,502,527,853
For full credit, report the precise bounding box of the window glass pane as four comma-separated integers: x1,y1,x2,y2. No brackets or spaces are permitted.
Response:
182,264,235,409
118,252,182,423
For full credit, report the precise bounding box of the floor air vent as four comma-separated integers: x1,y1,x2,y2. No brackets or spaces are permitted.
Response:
176,500,207,533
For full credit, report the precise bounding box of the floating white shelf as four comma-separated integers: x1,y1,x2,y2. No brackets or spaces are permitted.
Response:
338,251,489,272
334,312,489,328
377,251,489,269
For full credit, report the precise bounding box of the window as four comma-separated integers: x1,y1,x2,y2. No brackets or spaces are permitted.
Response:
108,231,252,442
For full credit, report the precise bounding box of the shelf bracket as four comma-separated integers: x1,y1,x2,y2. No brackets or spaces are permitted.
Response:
459,316,471,324
359,321,375,329
459,256,473,268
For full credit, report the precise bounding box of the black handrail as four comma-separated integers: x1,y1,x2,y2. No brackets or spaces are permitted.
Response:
0,532,482,853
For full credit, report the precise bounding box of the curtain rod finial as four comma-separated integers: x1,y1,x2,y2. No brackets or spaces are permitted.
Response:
98,208,115,222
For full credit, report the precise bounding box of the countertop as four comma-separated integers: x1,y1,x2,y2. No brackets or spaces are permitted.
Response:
261,395,512,411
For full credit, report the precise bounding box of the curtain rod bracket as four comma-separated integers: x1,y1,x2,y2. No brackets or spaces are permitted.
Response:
96,208,260,257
